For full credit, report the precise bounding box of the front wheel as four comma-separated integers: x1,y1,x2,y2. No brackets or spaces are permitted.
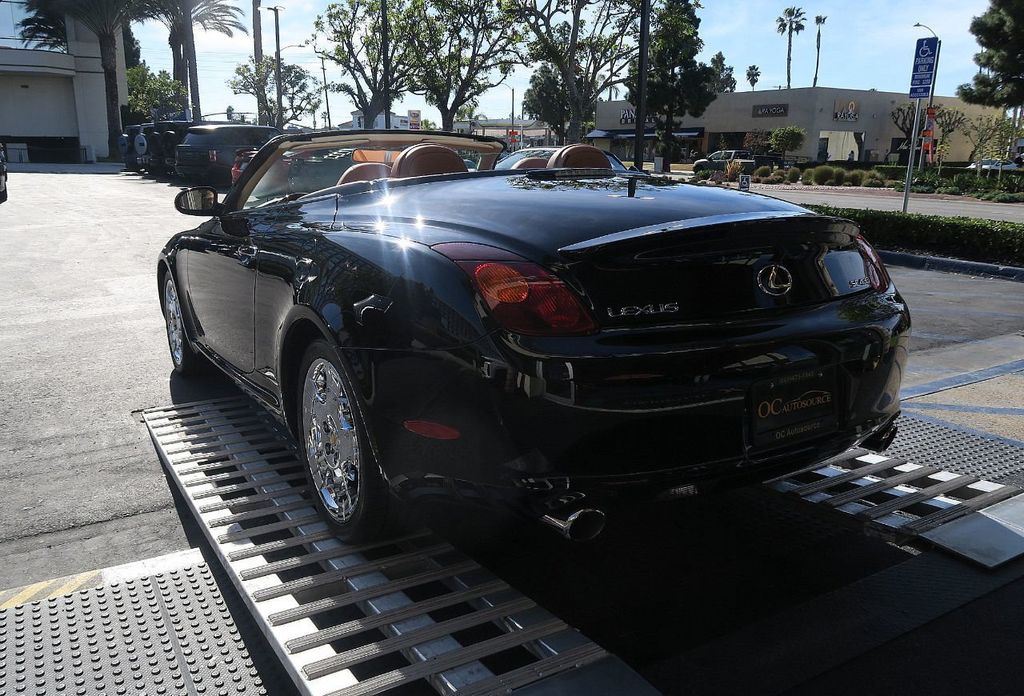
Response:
298,340,392,542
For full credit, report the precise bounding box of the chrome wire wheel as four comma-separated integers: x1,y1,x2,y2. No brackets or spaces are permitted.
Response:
302,358,360,523
164,277,184,367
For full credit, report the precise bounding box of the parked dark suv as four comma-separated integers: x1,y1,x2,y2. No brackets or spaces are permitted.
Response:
175,125,281,186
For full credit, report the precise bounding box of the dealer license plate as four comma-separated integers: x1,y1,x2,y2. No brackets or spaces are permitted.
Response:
750,366,838,448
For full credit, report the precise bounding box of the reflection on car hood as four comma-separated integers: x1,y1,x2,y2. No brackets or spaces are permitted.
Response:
328,174,808,258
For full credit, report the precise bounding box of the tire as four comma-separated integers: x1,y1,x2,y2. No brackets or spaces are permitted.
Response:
296,340,392,542
162,274,202,376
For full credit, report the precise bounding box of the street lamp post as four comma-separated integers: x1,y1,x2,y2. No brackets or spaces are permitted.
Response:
264,6,284,129
914,22,940,170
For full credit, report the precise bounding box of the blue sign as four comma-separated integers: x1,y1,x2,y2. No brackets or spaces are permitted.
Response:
909,37,939,99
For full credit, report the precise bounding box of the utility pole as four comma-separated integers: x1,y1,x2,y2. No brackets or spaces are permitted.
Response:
381,0,391,129
633,0,651,171
320,56,332,129
511,87,515,151
253,0,264,125
265,6,284,129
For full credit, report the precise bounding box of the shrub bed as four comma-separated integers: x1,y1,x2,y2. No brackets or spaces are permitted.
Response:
753,165,772,177
807,206,1024,266
786,167,801,183
812,165,834,185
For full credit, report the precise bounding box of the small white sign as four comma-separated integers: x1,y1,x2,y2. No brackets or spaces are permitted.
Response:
739,174,751,191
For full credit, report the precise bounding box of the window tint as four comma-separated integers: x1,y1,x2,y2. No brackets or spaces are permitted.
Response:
183,128,279,148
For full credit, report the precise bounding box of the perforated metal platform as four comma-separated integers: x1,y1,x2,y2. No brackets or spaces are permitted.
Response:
142,397,656,696
768,447,1022,547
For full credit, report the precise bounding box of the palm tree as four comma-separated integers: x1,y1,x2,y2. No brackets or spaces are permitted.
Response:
24,0,145,157
143,0,247,118
746,65,760,91
812,15,826,87
775,6,806,90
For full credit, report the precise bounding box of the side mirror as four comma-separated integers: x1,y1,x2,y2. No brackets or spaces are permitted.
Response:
175,186,222,216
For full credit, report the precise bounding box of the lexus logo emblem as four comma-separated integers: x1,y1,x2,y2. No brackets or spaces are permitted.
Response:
757,264,793,296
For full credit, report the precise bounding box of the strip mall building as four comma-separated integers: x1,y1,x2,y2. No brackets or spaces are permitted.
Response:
588,87,999,164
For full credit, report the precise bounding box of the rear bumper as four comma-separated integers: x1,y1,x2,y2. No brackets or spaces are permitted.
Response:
351,288,911,509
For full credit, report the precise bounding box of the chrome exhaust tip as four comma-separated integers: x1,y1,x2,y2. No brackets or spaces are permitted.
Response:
540,508,606,541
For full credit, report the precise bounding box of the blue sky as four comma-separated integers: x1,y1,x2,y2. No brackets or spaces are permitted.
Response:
131,0,990,126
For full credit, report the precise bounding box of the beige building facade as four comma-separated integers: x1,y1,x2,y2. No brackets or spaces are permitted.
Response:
590,87,1000,164
1,3,127,162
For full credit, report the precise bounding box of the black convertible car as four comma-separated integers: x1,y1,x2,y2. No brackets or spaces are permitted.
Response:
160,131,910,541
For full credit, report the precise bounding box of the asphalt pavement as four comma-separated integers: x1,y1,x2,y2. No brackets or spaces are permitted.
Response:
1,171,1023,695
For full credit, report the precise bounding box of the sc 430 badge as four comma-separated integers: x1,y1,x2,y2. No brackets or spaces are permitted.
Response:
607,302,679,318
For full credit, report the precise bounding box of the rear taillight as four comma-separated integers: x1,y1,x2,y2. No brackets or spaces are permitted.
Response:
208,149,218,162
432,242,598,336
854,234,890,291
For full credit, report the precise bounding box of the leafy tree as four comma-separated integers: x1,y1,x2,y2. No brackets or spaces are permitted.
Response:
775,6,806,90
625,0,715,162
419,117,437,130
963,114,1012,163
228,57,323,129
406,0,522,131
126,63,187,122
743,129,770,154
456,102,480,121
313,0,417,127
890,103,917,140
141,0,247,118
935,107,967,149
768,126,805,159
522,63,591,145
509,0,639,143
24,0,144,156
746,64,760,91
709,51,736,93
123,24,142,68
957,0,1024,109
812,15,826,87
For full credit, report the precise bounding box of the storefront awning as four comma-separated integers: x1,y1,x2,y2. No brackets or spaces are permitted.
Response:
585,127,704,140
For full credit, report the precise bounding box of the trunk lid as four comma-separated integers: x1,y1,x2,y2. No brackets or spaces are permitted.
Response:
557,212,877,327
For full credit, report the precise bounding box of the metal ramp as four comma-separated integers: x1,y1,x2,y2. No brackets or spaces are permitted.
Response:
768,449,1022,547
142,397,655,696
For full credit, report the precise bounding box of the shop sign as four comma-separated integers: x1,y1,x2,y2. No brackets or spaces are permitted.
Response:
408,109,421,130
833,99,859,122
619,108,656,125
752,103,788,118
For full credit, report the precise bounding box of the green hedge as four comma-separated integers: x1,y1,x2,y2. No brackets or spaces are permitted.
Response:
806,205,1024,266
873,164,1024,181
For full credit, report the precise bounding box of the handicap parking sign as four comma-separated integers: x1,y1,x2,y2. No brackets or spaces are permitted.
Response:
909,37,939,99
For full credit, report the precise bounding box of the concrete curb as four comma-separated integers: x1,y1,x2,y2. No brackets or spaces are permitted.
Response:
880,250,1024,283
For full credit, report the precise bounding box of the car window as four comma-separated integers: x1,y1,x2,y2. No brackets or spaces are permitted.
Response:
708,151,722,160
242,146,356,208
184,128,279,148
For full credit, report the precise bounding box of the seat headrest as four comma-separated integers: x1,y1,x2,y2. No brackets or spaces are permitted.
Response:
337,162,391,185
546,144,610,169
391,144,468,179
511,157,549,170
